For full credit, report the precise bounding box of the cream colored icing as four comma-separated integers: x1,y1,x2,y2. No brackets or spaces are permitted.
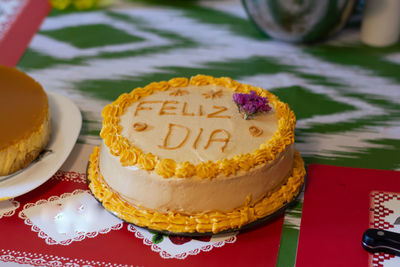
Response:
119,85,278,164
99,141,294,214
89,146,305,233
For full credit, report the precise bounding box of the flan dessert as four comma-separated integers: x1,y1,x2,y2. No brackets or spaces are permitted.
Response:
87,75,305,234
0,65,51,176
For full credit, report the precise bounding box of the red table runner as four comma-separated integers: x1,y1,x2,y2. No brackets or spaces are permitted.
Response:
0,0,50,67
296,164,400,267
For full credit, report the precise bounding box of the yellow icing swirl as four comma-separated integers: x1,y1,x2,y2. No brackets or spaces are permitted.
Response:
233,154,255,171
119,148,140,166
195,161,219,179
155,158,177,178
189,75,213,86
218,158,238,176
168,77,189,88
145,81,170,92
138,153,157,171
175,161,196,178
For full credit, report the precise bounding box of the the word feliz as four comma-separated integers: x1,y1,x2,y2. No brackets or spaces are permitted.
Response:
134,100,234,152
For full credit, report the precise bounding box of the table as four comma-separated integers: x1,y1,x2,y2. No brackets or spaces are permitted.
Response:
1,0,399,266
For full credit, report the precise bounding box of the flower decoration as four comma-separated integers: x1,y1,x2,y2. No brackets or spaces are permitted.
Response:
233,90,271,120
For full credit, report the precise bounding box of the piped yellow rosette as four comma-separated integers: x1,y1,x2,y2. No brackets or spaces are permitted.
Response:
88,75,305,234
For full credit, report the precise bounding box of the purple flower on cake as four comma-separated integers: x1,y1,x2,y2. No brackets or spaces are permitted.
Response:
233,91,271,120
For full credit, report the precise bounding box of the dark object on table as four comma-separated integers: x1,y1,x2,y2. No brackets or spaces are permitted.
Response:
242,0,357,43
362,228,400,256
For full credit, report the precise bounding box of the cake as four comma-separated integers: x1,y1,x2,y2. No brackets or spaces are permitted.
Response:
88,75,305,234
0,65,51,176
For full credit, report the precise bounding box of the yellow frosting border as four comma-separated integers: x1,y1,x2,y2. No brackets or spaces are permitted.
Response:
88,146,305,234
100,75,296,179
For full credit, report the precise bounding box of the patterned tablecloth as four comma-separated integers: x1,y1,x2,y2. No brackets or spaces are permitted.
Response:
1,0,400,266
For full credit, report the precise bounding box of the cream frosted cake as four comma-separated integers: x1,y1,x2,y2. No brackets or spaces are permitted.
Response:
0,65,51,176
87,75,305,234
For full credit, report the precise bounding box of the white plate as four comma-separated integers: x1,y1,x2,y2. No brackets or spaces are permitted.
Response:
0,93,82,199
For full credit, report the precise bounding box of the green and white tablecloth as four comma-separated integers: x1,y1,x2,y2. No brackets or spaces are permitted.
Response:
16,1,400,266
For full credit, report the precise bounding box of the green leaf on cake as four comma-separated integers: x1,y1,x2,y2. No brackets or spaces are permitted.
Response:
150,232,164,244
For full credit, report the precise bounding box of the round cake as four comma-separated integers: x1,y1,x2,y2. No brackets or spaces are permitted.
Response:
88,75,305,234
0,65,51,176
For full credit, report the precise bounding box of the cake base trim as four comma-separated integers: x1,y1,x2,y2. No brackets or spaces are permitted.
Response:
87,146,305,234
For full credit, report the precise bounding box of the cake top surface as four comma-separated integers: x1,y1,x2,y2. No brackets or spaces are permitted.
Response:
100,75,296,178
0,65,48,150
119,85,278,164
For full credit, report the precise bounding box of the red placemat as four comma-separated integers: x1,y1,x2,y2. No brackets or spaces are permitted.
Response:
0,0,50,67
0,168,284,266
296,164,400,267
